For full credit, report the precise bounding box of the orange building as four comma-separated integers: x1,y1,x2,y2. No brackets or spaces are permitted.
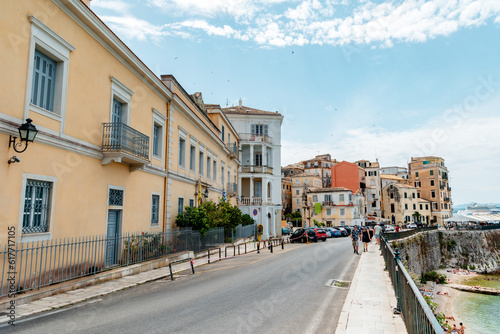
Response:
330,161,366,193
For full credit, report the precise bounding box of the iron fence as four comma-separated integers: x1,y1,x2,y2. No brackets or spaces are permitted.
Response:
0,227,223,297
224,224,256,243
380,236,444,334
383,226,438,241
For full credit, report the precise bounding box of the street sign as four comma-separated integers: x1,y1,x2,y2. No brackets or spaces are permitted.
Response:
253,209,258,216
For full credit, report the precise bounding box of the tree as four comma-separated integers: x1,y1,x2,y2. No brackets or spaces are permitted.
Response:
241,214,254,226
412,211,421,222
175,206,210,236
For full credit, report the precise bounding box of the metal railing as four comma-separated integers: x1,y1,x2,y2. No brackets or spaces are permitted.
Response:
226,142,238,157
102,122,150,160
225,224,256,243
240,165,273,174
0,228,223,297
239,133,272,143
226,182,237,195
383,226,438,241
380,236,444,334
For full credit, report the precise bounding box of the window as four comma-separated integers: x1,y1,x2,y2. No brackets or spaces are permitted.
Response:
426,204,429,210
221,125,225,141
190,145,196,171
151,195,159,225
390,192,394,199
326,209,331,216
296,199,300,204
296,190,299,195
340,209,345,216
255,181,262,198
199,151,204,175
108,188,124,205
31,50,56,112
430,180,434,186
412,193,415,198
415,172,419,177
23,179,52,234
213,160,217,180
26,16,75,122
221,167,225,185
417,193,421,198
312,195,318,202
339,194,345,201
430,170,434,176
207,156,211,179
251,124,268,136
404,192,407,198
391,204,395,213
405,204,408,210
413,204,416,210
420,204,423,210
255,153,262,166
189,199,195,207
152,124,160,156
178,138,186,167
431,191,435,198
325,194,332,202
295,180,299,185
178,198,184,214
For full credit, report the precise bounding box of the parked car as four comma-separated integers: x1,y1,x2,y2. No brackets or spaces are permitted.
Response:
343,226,351,235
337,227,348,237
325,229,332,238
407,223,418,229
384,225,396,232
306,227,327,241
289,228,318,243
330,228,342,238
282,227,291,235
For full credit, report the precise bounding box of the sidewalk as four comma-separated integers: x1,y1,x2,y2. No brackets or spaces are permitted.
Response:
335,242,407,334
1,240,264,325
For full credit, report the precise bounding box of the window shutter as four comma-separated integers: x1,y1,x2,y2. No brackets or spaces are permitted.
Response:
251,124,256,135
264,124,269,136
32,50,56,112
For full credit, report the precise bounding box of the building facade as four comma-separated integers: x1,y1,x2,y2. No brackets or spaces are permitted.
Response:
301,154,335,188
356,160,381,218
381,184,431,226
222,101,283,240
290,174,322,213
306,188,365,227
408,156,452,225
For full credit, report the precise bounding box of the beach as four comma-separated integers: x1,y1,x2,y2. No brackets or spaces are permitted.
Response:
433,269,470,330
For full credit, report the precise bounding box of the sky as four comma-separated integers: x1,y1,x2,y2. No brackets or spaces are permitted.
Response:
90,0,500,205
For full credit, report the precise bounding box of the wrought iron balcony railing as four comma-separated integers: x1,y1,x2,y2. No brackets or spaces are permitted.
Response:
102,122,149,161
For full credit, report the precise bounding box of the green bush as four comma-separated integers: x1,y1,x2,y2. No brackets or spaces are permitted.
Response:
422,270,447,284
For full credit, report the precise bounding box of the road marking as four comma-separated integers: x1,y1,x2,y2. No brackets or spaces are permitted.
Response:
303,255,357,334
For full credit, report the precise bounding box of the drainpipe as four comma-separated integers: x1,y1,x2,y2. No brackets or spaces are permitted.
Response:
163,102,170,233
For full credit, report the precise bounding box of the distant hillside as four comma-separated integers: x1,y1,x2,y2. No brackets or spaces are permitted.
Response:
453,203,500,213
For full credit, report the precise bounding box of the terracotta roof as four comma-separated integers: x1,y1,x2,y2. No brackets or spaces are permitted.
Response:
222,105,282,116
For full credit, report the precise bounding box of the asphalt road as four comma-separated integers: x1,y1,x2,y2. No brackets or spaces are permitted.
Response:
4,237,359,334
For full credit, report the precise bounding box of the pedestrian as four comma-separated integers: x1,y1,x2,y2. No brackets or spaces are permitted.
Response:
368,225,374,239
451,324,458,333
374,223,382,245
351,225,360,254
361,226,371,252
459,322,466,333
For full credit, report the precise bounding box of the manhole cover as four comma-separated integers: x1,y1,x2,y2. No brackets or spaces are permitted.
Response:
325,279,351,288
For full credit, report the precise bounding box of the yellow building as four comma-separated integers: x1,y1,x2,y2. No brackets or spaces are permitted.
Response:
381,184,432,226
0,0,239,249
158,79,240,227
290,174,322,213
306,188,365,227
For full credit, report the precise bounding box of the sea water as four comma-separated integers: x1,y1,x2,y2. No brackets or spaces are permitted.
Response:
453,276,500,334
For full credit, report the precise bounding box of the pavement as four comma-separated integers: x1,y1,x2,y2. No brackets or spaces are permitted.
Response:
335,242,408,334
2,238,407,334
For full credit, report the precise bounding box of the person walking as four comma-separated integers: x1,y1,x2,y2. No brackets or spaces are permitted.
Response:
374,223,383,245
361,226,371,252
459,322,466,333
351,225,360,254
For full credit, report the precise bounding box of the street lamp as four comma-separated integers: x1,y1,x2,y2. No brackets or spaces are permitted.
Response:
302,188,309,228
9,118,38,153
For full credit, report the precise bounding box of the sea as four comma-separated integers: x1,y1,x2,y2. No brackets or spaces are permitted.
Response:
453,275,500,334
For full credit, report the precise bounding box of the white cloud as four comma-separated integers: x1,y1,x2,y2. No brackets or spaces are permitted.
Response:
94,0,500,47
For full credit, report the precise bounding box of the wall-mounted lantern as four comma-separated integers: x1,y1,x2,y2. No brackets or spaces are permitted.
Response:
203,188,209,198
9,118,38,153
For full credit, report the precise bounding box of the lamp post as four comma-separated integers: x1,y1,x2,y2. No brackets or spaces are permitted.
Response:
9,118,38,153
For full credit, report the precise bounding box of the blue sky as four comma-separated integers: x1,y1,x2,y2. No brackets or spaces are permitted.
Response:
90,0,500,205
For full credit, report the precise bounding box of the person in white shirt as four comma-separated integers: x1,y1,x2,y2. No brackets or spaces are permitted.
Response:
374,223,383,245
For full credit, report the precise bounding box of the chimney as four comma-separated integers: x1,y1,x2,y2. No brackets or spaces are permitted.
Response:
239,98,242,107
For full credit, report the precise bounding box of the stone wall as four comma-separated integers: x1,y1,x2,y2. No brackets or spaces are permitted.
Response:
391,230,500,276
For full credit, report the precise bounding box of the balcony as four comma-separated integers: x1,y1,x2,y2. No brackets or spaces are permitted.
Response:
447,186,452,191
227,182,238,196
444,197,450,202
237,197,269,206
240,165,273,174
322,201,334,207
239,133,272,144
440,184,445,189
101,122,149,169
227,142,238,159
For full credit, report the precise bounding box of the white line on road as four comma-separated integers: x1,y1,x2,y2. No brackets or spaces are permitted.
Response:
303,255,357,334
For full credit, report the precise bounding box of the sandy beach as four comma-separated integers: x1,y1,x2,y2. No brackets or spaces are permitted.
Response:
434,269,475,331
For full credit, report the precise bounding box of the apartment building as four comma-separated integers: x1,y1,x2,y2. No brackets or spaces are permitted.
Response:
408,156,452,225
306,188,365,227
301,154,336,188
381,183,431,226
290,174,322,213
356,160,381,218
158,81,240,226
0,0,176,247
380,166,409,180
381,174,409,188
281,177,292,217
331,161,366,193
222,101,283,239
